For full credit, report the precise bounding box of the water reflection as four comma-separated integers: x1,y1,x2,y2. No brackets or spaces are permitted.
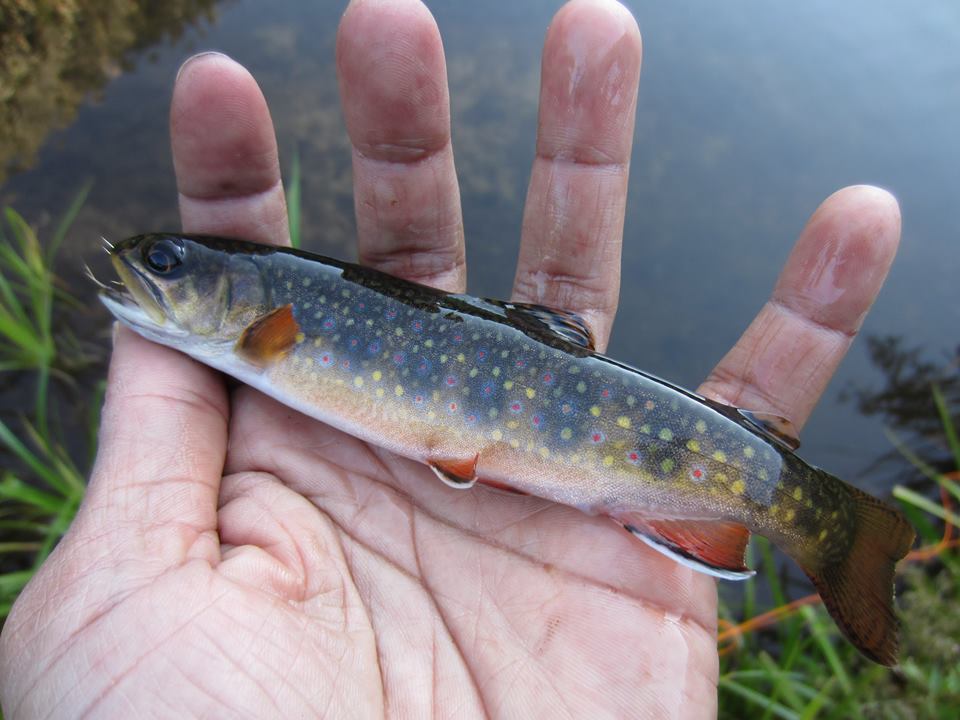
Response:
841,336,960,478
0,0,224,184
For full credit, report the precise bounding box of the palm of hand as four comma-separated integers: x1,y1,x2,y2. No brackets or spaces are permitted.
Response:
0,1,901,718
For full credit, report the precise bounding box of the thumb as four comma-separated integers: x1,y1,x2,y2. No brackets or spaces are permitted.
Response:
77,325,228,566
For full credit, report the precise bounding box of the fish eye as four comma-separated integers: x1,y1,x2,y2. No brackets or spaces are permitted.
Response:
142,237,185,276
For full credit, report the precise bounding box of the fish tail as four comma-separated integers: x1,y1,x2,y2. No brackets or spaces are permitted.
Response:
798,474,915,665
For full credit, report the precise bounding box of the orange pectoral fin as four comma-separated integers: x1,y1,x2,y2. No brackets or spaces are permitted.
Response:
614,513,754,580
237,304,300,366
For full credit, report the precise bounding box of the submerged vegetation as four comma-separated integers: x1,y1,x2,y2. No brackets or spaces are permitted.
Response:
0,190,957,716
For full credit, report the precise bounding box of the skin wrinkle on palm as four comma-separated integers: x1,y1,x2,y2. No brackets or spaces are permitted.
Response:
0,1,900,717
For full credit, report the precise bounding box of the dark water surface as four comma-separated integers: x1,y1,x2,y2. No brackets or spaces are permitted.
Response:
1,0,957,491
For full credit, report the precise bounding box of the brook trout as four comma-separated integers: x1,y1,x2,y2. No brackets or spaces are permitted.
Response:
98,233,914,665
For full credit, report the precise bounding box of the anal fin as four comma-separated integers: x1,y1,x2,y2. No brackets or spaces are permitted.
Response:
615,513,755,581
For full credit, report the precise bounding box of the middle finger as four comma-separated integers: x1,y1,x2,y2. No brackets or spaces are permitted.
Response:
336,0,465,293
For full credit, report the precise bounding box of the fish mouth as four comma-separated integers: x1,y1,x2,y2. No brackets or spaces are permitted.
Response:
95,254,188,342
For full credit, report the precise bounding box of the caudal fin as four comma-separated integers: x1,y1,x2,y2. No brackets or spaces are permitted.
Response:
801,480,915,665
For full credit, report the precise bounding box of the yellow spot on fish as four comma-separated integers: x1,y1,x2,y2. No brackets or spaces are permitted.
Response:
427,411,436,420
365,319,373,327
784,509,796,522
744,446,756,458
818,529,828,542
372,370,382,382
492,366,501,377
440,354,448,363
603,455,614,467
661,458,675,473
560,427,572,440
375,388,384,398
526,388,536,399
658,428,674,441
539,447,550,459
510,438,520,448
285,281,293,290
488,408,498,419
457,353,465,363
394,385,404,397
617,416,631,429
295,332,305,344
424,339,433,348
731,479,746,495
491,429,503,441
712,450,727,463
590,405,601,417
640,424,651,434
303,357,313,367
686,439,700,452
769,504,779,516
313,337,323,347
395,327,403,336
504,380,514,390
716,472,728,484
507,420,519,430
793,487,803,501
576,381,587,393
432,391,440,402
758,468,768,481
354,376,364,388
695,419,707,433
302,278,311,287
627,395,636,407
469,367,479,378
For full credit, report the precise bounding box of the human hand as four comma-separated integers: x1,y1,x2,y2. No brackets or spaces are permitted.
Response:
0,1,900,718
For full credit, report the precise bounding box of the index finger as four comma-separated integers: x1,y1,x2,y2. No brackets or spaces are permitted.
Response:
512,0,642,351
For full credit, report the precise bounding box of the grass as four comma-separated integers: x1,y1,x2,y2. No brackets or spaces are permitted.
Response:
0,186,97,616
718,389,960,719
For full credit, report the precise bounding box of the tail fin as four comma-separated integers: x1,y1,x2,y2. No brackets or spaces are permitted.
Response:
800,479,915,665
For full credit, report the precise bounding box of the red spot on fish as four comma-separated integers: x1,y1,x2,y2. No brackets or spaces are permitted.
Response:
626,450,642,465
510,401,523,414
591,431,605,444
445,375,457,386
542,371,554,385
319,353,334,368
448,402,458,413
452,331,463,344
531,414,544,429
690,466,706,483
413,394,425,406
600,388,611,399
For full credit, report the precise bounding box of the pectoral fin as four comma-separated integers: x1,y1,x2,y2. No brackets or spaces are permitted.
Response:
614,513,755,580
237,304,300,366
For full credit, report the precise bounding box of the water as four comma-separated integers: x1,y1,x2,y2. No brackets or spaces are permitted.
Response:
1,0,957,492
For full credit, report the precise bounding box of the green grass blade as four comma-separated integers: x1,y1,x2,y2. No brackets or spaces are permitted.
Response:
286,149,301,249
799,605,852,696
48,180,93,261
719,677,801,720
0,419,65,493
894,485,960,526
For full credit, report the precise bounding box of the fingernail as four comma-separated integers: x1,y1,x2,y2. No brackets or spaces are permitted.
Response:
176,51,232,82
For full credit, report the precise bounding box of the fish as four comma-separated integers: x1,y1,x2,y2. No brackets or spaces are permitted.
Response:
98,232,915,665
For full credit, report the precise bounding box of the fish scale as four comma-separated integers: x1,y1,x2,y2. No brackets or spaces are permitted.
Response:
99,233,915,665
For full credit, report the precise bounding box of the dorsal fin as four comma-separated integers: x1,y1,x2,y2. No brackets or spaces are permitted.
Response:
739,409,801,451
503,302,596,350
236,304,300,366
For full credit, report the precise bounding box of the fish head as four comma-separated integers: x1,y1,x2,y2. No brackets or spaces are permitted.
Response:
100,233,272,355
